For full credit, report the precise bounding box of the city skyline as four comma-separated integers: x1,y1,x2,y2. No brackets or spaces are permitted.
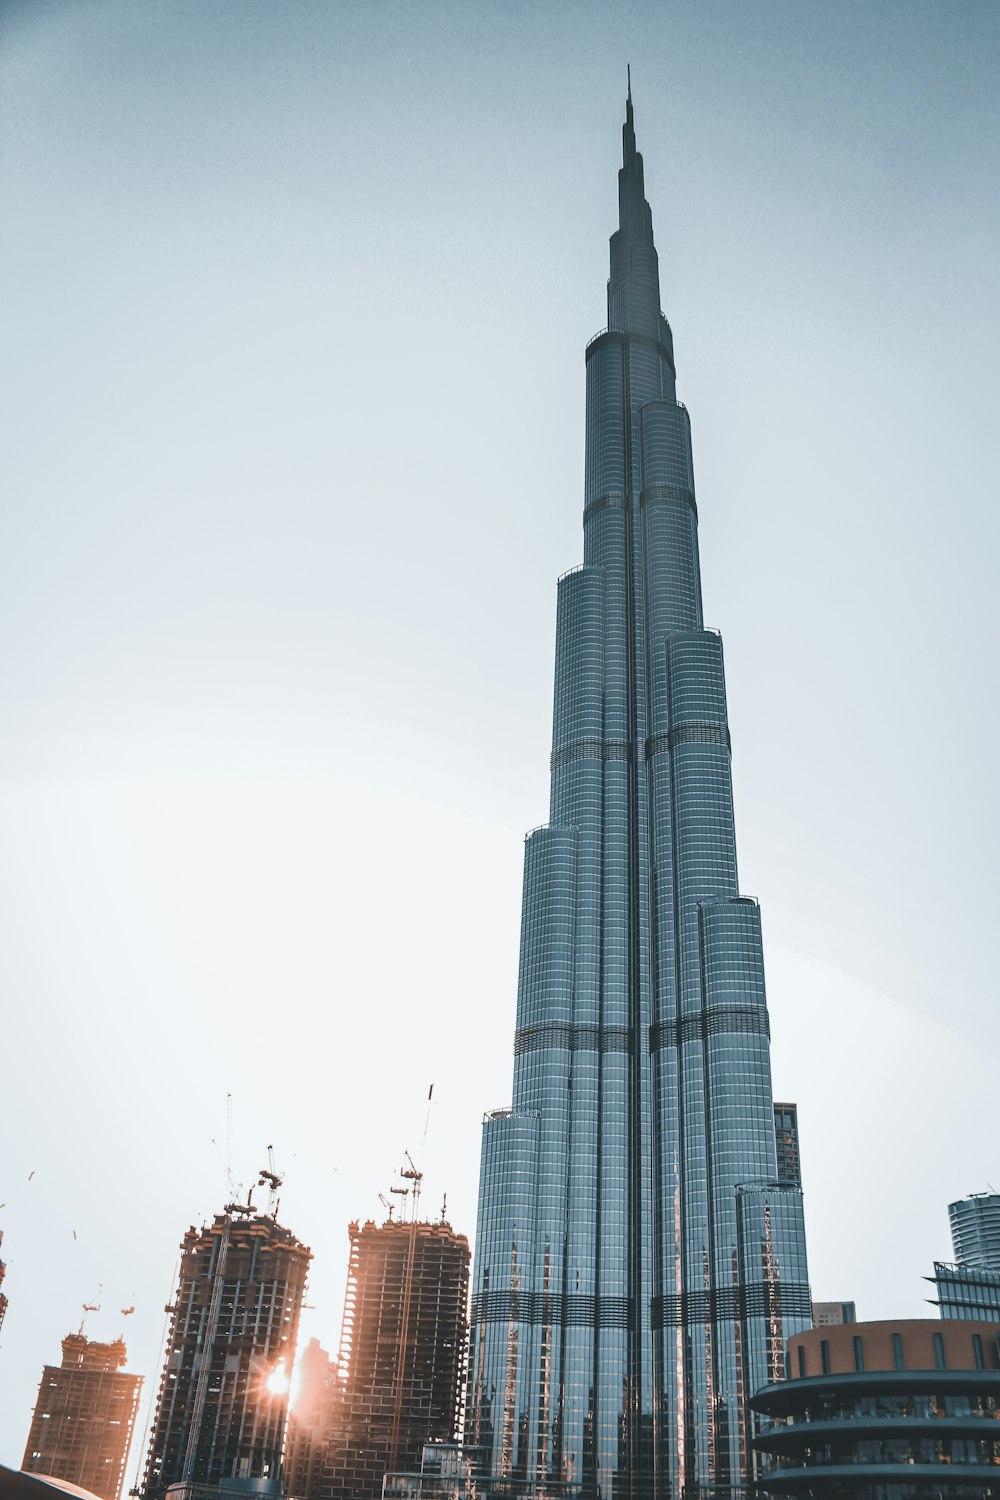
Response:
1,0,998,1480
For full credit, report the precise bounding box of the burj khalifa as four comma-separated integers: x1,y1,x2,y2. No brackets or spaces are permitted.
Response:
466,90,811,1500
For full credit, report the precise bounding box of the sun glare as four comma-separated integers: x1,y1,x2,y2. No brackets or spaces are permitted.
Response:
266,1360,290,1397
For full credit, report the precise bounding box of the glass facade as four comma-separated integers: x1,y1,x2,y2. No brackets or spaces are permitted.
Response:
466,94,810,1499
772,1106,801,1187
932,1262,1000,1323
950,1194,1000,1273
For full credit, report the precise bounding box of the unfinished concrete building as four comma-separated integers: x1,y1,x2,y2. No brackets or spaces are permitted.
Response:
283,1338,338,1500
141,1205,311,1499
321,1216,470,1500
21,1333,142,1500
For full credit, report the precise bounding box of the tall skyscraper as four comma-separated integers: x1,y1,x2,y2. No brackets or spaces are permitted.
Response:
324,1216,470,1500
929,1191,1000,1324
466,90,811,1500
22,1332,142,1500
141,1206,311,1499
949,1192,1000,1271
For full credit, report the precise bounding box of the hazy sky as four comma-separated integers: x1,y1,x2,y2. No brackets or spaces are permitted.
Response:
1,0,998,1477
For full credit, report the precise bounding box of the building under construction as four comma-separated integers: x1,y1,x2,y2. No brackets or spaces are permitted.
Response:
141,1201,311,1499
321,1214,470,1500
21,1332,142,1500
283,1338,338,1500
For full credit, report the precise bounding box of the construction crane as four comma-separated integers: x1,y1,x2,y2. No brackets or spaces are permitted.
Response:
378,1193,395,1222
400,1151,423,1222
388,1150,425,1472
257,1144,283,1220
225,1189,255,1218
78,1286,102,1335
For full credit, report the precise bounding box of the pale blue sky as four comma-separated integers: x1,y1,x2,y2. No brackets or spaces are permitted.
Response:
1,0,998,1475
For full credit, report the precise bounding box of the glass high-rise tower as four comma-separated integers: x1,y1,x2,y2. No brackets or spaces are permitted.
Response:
467,91,811,1500
949,1193,1000,1272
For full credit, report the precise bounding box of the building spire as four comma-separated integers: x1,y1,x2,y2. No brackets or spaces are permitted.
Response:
622,68,641,177
617,76,651,276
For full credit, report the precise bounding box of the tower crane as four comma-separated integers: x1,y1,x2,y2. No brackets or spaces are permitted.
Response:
257,1144,283,1219
400,1150,423,1221
78,1285,102,1334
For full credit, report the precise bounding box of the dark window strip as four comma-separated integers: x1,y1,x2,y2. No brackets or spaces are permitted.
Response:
649,1006,770,1052
472,1291,633,1329
650,1283,813,1329
515,1022,632,1057
640,483,698,519
551,737,632,770
583,492,629,525
584,327,676,375
472,1284,811,1330
645,721,731,759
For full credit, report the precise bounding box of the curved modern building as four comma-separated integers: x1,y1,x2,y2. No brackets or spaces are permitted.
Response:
950,1195,1000,1273
752,1319,1000,1497
929,1193,1000,1324
466,89,811,1500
